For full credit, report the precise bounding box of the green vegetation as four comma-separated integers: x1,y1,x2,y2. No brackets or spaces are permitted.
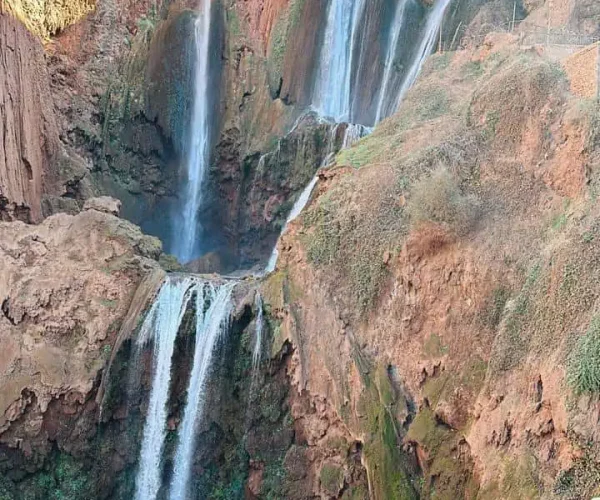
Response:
266,0,306,95
461,60,484,79
480,454,542,500
406,409,479,499
567,316,600,394
17,453,94,500
414,86,450,121
553,447,600,499
423,333,449,358
490,262,541,373
227,8,242,38
303,173,406,312
480,286,511,328
320,463,344,495
341,484,369,500
357,364,417,500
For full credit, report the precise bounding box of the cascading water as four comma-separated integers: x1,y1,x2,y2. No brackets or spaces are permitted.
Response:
252,292,264,374
394,0,452,110
169,281,235,500
134,276,236,500
134,276,195,500
265,174,320,273
375,0,412,123
264,122,370,273
134,1,455,495
313,0,367,122
173,0,213,263
342,123,372,149
267,0,453,273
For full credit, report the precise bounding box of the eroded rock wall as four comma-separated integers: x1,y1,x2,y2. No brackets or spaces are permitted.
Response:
0,203,164,498
0,12,59,222
262,34,600,499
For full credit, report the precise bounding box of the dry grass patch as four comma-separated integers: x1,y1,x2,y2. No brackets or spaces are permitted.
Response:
5,0,95,40
469,54,568,150
408,167,480,236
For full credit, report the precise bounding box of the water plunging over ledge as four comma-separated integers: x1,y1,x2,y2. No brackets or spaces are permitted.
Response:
134,275,237,500
313,0,367,123
134,276,195,500
375,0,413,123
173,0,213,263
265,0,452,274
169,281,235,499
394,0,452,109
132,1,454,495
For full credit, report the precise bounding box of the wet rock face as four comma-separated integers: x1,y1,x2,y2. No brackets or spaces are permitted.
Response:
209,114,340,269
0,13,59,223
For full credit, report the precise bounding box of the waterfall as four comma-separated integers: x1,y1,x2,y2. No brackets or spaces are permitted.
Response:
134,276,196,500
265,174,319,273
264,122,372,274
313,0,367,122
395,0,452,110
375,0,412,123
174,0,213,263
252,292,264,373
169,281,235,500
342,123,371,149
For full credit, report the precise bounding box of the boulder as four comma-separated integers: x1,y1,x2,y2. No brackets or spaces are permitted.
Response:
83,196,122,216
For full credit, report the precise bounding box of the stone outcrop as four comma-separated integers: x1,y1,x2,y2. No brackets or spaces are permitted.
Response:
83,196,122,215
0,209,161,451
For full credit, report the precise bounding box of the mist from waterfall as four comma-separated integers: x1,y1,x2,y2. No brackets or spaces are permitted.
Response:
173,0,213,263
169,281,235,500
134,276,195,500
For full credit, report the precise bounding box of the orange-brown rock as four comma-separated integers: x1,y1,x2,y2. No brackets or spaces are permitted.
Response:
264,35,600,499
0,12,59,222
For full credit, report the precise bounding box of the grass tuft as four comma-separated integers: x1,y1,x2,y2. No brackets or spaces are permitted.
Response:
409,167,480,235
567,316,600,394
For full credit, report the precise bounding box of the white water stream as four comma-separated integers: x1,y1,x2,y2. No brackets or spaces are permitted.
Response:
134,276,195,500
169,281,235,500
174,0,213,262
395,0,452,109
313,0,367,122
375,0,412,123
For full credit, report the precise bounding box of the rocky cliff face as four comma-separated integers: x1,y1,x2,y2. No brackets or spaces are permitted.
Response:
0,200,166,498
0,12,59,222
265,33,600,499
2,0,600,499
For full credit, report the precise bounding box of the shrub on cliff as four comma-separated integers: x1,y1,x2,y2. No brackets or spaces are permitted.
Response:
568,316,600,394
409,167,479,235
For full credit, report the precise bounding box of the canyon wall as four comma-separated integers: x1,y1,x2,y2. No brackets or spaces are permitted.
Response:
2,0,600,499
264,33,600,499
0,13,58,222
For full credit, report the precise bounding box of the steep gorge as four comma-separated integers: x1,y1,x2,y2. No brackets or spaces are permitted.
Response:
1,0,600,499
